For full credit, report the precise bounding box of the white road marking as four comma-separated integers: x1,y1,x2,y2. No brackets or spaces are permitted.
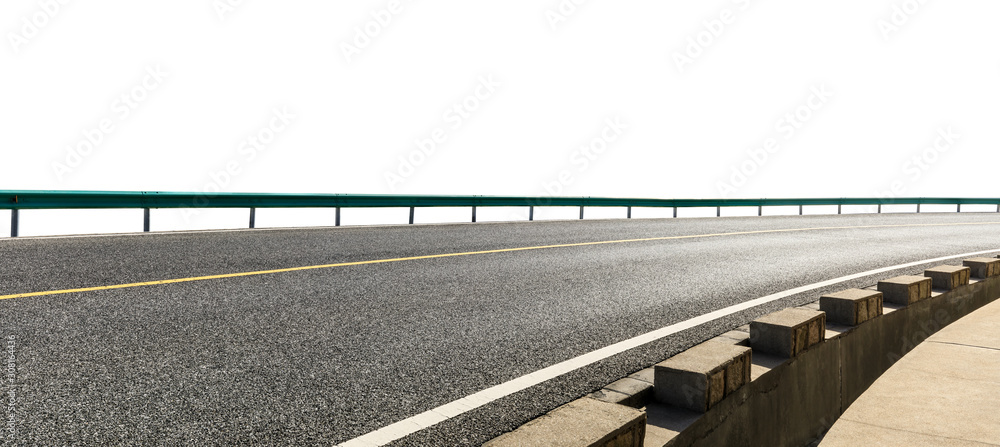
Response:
338,248,1000,446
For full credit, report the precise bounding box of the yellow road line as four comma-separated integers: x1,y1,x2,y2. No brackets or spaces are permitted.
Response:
3,221,1000,302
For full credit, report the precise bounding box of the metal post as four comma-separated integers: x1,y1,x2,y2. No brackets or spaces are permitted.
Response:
957,204,961,213
877,204,882,214
837,204,842,215
799,205,803,215
579,206,584,220
472,206,477,223
249,207,256,229
10,209,18,238
336,207,341,226
673,207,677,218
409,207,415,224
143,208,150,232
917,204,921,213
757,205,762,217
627,206,631,219
529,206,534,221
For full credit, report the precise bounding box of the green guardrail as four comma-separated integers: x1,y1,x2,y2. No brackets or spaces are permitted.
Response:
2,190,998,237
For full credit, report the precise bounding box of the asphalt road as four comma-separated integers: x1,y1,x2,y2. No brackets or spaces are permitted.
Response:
2,213,1000,446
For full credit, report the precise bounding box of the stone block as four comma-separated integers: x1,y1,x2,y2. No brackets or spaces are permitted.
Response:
654,342,751,413
963,257,1000,279
750,308,826,358
924,265,970,290
877,275,931,305
820,288,884,326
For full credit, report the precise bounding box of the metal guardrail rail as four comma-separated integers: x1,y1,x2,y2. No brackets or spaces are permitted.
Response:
2,190,999,237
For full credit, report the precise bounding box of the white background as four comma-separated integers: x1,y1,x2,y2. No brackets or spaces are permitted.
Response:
2,0,998,236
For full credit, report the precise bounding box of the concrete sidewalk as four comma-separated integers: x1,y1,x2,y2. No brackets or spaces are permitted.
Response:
821,296,1000,446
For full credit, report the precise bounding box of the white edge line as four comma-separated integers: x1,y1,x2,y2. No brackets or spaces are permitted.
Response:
337,248,1000,446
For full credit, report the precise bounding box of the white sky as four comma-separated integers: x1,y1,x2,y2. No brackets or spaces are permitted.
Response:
2,1,998,236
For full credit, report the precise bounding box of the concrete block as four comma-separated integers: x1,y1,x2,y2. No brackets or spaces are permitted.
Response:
820,289,884,326
925,265,970,290
628,368,654,385
654,342,751,413
750,308,826,358
877,275,931,305
712,330,751,346
603,377,653,408
485,398,645,447
725,353,751,395
589,388,629,406
963,257,1000,279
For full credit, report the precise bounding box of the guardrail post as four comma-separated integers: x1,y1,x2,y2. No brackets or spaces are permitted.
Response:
336,207,341,226
529,206,534,221
917,203,921,213
10,209,18,238
627,206,631,219
877,204,882,214
716,206,720,217
757,205,762,216
957,204,961,213
579,206,584,220
143,208,150,232
249,207,256,229
799,205,803,215
409,207,415,224
673,207,677,218
837,204,842,215
472,206,477,223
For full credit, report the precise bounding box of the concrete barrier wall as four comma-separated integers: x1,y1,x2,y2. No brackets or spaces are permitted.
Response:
486,258,1000,447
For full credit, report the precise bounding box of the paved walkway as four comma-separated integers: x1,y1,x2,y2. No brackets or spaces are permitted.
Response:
821,297,1000,446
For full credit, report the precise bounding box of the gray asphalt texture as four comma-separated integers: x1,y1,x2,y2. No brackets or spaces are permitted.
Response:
2,213,1000,446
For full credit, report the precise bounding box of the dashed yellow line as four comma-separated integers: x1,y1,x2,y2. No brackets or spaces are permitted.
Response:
2,221,999,301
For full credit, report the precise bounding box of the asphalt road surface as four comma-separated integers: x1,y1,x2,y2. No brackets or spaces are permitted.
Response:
2,212,1000,446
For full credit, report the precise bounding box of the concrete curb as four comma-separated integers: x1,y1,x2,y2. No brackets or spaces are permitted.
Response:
484,398,645,447
485,259,1000,447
